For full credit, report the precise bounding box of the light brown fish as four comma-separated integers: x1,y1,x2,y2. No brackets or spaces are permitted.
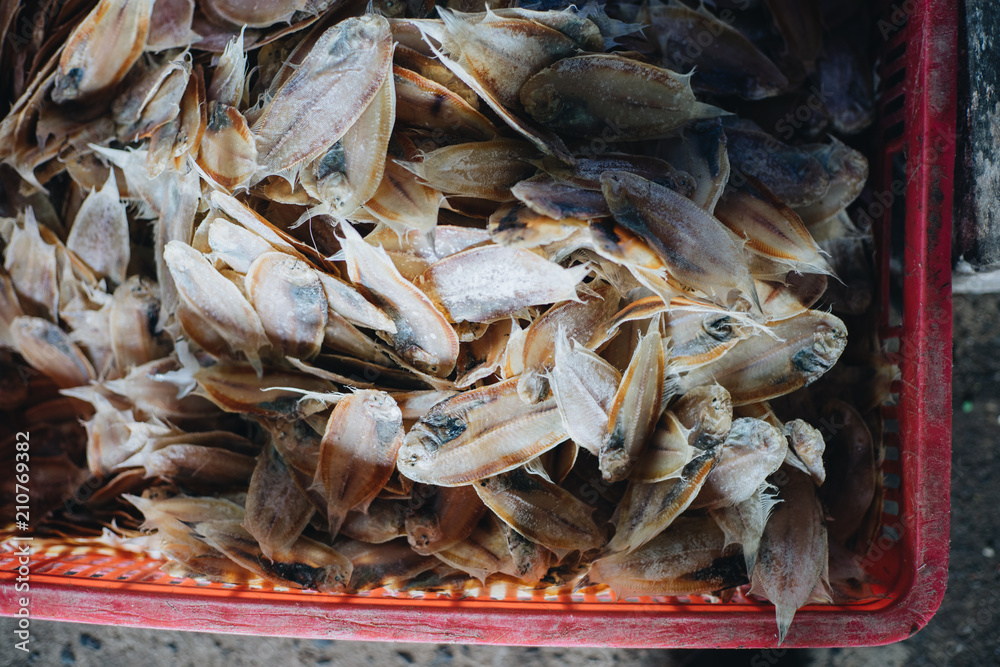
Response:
11,316,96,388
603,444,721,555
197,102,257,191
585,514,746,599
601,171,759,310
4,209,58,319
194,361,338,419
549,329,621,456
339,222,459,376
751,466,830,644
109,275,170,371
502,523,551,582
714,176,833,276
487,203,588,248
656,119,730,213
600,324,668,483
244,251,328,360
414,245,587,323
679,310,848,406
339,538,439,592
671,384,733,450
363,158,445,235
341,499,409,544
474,466,604,558
301,71,396,215
397,377,568,486
710,481,780,577
53,0,154,103
691,418,787,510
243,445,315,559
164,240,270,372
252,15,392,178
521,54,725,140
437,8,579,110
312,390,404,537
783,419,826,485
405,484,486,555
392,65,496,140
517,283,621,403
194,519,353,592
201,0,305,28
433,514,518,584
402,139,536,201
630,411,696,484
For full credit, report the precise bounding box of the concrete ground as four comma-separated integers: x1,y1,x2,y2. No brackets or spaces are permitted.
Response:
1,294,997,667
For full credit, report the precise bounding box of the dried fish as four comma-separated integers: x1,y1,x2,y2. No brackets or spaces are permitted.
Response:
402,139,536,201
716,176,833,276
603,444,721,555
656,119,730,213
710,482,780,577
303,72,396,214
11,315,95,388
194,519,353,592
340,538,438,592
517,283,621,403
53,0,154,103
362,158,446,235
475,466,604,558
109,275,170,371
521,54,725,140
679,310,848,405
691,418,787,510
65,172,130,284
438,8,578,110
194,362,337,419
502,523,551,581
724,122,831,208
549,330,620,456
196,102,257,191
4,209,58,319
313,390,404,537
398,377,567,486
602,171,759,309
535,153,696,199
405,484,485,555
164,240,270,372
751,466,830,644
414,245,587,323
510,175,609,221
338,222,459,376
252,15,392,177
671,384,733,450
631,411,696,484
600,324,668,483
433,514,518,584
393,65,495,140
245,252,327,360
341,499,408,544
783,419,826,485
648,1,788,100
586,515,746,599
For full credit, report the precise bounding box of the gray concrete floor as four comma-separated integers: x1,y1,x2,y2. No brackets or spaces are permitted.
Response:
1,293,997,666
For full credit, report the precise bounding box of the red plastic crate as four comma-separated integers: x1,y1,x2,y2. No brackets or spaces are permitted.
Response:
0,0,955,647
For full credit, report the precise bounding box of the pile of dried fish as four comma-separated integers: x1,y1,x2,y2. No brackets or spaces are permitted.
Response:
0,0,886,644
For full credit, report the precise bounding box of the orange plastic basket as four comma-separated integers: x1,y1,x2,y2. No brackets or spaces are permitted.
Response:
0,0,955,647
